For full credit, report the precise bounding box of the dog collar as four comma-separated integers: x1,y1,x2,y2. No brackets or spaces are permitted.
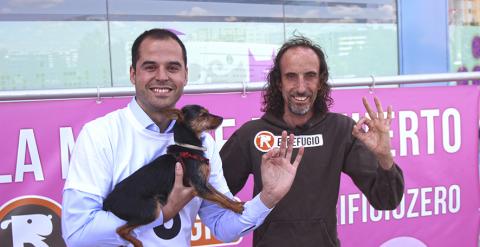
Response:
178,152,209,163
175,142,207,151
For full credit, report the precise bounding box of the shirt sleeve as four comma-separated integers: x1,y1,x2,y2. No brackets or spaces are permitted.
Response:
219,130,252,195
62,123,165,246
61,189,165,247
199,133,272,242
63,122,114,197
199,193,271,242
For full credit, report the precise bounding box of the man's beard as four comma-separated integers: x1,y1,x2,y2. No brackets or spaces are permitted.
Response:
287,99,312,115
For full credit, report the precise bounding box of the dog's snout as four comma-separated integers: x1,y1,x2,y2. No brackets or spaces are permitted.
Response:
209,115,223,129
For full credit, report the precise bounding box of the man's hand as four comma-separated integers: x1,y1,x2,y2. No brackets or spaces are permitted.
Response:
352,96,394,170
161,163,196,222
260,131,304,208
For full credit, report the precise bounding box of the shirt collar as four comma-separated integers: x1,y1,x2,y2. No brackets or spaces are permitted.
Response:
128,97,175,133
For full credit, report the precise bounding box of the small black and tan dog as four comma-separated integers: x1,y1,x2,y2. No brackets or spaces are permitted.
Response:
102,104,244,247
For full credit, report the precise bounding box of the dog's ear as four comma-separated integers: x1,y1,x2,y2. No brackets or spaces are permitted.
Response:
163,108,184,122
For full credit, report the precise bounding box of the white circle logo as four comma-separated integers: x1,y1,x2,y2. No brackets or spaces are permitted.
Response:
254,131,276,152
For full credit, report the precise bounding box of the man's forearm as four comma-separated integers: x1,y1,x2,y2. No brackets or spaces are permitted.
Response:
62,189,165,246
62,189,130,246
199,193,272,243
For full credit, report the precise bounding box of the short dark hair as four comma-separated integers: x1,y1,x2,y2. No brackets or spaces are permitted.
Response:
131,28,187,70
262,35,333,117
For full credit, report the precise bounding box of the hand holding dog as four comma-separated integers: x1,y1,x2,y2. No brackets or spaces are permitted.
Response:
260,131,304,209
161,162,196,222
352,96,394,170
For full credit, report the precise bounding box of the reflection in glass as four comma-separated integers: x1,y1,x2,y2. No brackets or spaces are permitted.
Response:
0,0,109,90
284,0,398,78
0,0,399,90
108,0,285,86
449,0,480,85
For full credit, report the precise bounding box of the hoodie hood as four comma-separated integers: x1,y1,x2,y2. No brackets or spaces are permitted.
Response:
261,111,328,134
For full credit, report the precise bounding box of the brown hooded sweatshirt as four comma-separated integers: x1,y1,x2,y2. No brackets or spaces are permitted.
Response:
220,112,404,247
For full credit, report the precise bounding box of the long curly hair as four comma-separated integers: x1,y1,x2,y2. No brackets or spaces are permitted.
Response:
262,36,333,117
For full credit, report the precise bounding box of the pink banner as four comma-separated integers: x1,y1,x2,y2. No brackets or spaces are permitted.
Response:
333,86,480,247
0,86,478,246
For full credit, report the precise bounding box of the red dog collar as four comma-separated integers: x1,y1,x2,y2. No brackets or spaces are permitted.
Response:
177,152,209,164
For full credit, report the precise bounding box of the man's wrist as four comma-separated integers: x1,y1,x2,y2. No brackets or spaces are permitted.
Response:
161,195,188,222
259,191,277,209
378,155,394,170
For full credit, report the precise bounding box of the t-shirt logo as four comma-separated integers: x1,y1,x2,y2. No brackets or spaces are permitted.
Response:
254,130,324,152
254,131,276,152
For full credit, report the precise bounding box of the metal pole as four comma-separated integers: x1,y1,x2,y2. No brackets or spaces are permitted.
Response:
0,72,479,101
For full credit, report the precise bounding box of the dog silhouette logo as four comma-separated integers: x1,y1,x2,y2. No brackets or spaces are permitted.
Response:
254,131,277,152
0,196,65,247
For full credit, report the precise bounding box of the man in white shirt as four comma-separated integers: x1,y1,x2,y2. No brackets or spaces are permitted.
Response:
61,28,304,247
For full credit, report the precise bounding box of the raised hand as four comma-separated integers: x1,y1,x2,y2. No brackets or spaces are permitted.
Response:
352,96,394,170
259,131,304,208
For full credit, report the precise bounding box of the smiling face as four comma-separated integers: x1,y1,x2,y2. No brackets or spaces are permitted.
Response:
130,37,188,122
280,46,321,125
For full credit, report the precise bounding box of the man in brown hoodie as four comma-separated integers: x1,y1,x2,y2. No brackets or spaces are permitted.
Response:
221,36,404,247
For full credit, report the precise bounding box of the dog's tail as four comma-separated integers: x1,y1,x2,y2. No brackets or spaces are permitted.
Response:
198,183,245,214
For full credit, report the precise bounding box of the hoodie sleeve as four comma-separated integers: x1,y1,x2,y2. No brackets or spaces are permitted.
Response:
220,130,253,195
343,129,405,210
